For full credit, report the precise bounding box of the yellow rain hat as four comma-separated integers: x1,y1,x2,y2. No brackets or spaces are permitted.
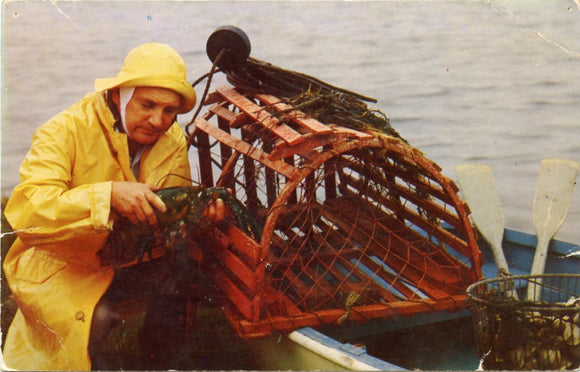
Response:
94,43,196,113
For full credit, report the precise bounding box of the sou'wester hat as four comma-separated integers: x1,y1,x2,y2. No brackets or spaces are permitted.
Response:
94,43,196,113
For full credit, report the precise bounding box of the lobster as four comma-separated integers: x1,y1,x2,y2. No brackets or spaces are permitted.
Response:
98,186,261,268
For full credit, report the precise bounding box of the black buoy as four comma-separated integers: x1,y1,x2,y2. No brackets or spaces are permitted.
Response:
206,25,251,69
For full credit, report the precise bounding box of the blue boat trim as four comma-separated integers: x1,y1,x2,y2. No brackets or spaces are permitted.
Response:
292,327,406,370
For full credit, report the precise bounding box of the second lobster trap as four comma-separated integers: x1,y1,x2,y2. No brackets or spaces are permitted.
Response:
189,85,483,338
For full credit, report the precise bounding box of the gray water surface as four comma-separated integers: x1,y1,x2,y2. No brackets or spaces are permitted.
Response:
2,0,579,242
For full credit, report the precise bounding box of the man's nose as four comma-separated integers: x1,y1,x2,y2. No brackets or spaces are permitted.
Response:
149,109,164,128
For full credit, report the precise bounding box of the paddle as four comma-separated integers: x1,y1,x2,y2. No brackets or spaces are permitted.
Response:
455,164,517,298
527,159,579,300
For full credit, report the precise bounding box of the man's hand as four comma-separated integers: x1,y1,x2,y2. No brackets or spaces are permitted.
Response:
202,189,233,223
111,182,167,225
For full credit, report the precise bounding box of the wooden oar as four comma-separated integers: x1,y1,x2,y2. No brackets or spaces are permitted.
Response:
527,159,579,300
456,164,517,299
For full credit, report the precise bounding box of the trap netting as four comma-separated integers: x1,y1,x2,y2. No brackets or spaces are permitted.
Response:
467,274,580,370
189,86,482,338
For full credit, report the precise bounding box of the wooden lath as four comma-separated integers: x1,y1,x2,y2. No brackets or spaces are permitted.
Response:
216,86,305,145
255,93,333,135
189,85,482,338
194,118,297,179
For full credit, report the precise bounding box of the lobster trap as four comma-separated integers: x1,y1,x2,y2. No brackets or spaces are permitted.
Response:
467,274,580,370
189,85,482,338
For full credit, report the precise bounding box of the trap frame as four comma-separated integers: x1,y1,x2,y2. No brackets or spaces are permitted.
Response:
189,85,482,338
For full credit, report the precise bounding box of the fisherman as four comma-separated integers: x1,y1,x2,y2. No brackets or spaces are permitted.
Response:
2,43,225,370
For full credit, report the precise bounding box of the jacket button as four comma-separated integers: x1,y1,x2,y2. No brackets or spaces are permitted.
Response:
75,311,85,322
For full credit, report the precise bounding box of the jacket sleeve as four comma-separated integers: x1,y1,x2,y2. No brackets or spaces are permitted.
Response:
4,121,113,247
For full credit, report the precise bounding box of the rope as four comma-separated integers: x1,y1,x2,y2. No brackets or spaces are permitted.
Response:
217,56,404,140
337,290,360,326
185,49,226,145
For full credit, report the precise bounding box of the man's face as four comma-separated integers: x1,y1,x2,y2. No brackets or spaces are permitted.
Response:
115,87,181,145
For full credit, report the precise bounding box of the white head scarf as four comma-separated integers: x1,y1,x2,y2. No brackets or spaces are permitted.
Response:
119,87,136,138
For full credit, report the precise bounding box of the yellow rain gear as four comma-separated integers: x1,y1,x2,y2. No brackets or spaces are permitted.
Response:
94,43,196,113
2,91,191,370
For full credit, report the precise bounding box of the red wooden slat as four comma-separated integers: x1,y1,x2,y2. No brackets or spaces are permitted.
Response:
255,93,333,134
194,118,298,180
194,130,214,187
223,225,261,266
212,270,258,321
209,103,238,123
330,125,374,139
226,294,467,338
209,244,258,292
217,86,304,145
204,91,224,105
268,133,332,160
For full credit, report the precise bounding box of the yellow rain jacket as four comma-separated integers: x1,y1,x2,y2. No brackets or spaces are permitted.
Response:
2,91,191,370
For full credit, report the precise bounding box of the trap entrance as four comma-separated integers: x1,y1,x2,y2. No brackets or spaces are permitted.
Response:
189,86,482,338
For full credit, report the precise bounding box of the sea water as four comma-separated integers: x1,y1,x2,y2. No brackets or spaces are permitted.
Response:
3,1,578,243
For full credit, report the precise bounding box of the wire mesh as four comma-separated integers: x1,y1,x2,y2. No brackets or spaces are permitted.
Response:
262,148,476,316
467,274,580,370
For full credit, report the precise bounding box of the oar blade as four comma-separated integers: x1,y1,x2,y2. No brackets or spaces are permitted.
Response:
529,159,579,280
455,164,507,273
532,159,579,241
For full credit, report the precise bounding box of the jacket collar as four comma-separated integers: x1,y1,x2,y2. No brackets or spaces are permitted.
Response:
93,92,135,181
